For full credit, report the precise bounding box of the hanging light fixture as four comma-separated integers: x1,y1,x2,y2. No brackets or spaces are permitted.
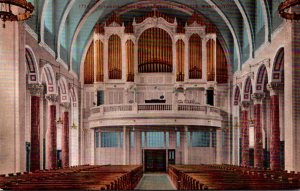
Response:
0,0,34,28
279,0,300,20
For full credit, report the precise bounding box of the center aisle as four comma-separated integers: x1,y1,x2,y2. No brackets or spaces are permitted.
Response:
135,174,176,190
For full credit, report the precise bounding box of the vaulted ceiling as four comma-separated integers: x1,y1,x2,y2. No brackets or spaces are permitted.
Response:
26,0,283,77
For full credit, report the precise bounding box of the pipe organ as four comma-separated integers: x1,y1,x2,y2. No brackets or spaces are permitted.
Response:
138,27,173,73
176,39,185,81
207,39,216,81
108,35,122,79
84,10,228,85
126,40,134,82
189,34,202,79
84,42,94,84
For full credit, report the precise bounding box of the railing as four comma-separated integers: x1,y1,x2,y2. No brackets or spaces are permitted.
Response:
89,103,222,118
138,104,172,111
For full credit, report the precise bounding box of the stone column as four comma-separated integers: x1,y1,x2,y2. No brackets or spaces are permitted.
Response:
216,129,222,164
240,101,250,167
252,93,264,168
183,126,189,164
123,126,127,165
28,84,45,172
268,83,282,170
61,103,70,168
45,94,59,169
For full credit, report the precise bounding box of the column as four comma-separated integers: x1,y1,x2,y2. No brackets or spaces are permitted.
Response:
61,103,70,168
183,126,189,164
268,83,282,170
28,84,44,172
123,126,127,165
45,94,58,169
252,93,264,168
216,129,222,164
240,101,250,167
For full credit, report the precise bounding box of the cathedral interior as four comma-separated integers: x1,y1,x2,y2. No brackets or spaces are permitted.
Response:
0,0,300,190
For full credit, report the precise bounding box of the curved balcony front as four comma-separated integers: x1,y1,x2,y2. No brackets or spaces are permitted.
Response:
87,103,225,128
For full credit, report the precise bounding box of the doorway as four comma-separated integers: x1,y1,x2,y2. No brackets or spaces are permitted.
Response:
144,150,166,172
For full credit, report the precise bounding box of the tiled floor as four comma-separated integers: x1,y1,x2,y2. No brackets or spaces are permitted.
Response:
135,174,176,190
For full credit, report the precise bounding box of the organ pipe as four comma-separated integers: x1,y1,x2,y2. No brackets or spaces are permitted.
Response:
207,39,215,81
108,35,122,79
126,40,134,82
176,40,185,81
189,34,202,79
216,40,228,83
138,27,172,73
96,40,104,82
84,42,94,84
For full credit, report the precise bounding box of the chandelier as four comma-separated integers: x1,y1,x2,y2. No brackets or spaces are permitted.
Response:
0,0,34,28
279,0,300,20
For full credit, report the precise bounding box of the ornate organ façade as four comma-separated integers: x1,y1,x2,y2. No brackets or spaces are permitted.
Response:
84,11,228,84
84,11,229,107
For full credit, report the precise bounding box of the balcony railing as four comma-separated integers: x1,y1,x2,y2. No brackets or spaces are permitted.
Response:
89,103,222,117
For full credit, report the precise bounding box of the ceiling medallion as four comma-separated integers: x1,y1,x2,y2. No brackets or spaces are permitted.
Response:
0,0,34,28
279,0,300,20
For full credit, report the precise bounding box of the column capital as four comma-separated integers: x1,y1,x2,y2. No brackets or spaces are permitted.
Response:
251,93,265,104
28,84,45,97
45,94,59,104
60,102,71,111
240,101,250,111
267,82,283,96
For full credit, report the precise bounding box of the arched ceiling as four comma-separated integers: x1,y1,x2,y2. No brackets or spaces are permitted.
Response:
26,0,283,77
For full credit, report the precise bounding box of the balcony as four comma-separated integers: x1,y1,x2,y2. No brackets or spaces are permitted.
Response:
88,103,224,128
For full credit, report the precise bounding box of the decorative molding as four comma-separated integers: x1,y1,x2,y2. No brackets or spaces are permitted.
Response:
249,58,270,69
267,82,283,96
24,23,38,41
240,101,250,111
39,41,56,58
251,93,265,104
28,84,45,96
61,102,71,110
45,94,59,104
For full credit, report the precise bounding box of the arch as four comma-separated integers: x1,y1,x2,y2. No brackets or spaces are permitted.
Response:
58,76,70,103
272,47,284,82
234,86,241,106
69,0,241,74
242,77,253,101
40,63,57,94
56,0,75,60
39,0,49,43
234,0,254,58
25,46,40,84
255,64,269,93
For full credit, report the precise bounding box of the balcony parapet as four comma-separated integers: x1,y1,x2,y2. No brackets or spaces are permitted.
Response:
89,103,222,117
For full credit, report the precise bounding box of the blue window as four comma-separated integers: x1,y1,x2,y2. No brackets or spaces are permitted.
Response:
95,132,100,148
142,132,145,148
191,131,210,147
211,131,216,147
176,132,180,148
166,132,169,148
146,132,165,148
101,132,119,147
130,131,135,148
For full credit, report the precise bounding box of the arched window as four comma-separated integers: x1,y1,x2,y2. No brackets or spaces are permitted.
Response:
84,42,94,84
